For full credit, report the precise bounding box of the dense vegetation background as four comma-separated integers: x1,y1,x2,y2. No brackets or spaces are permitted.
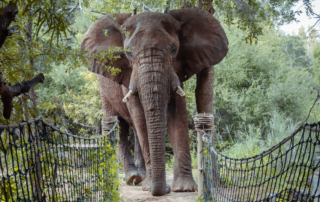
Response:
1,0,320,159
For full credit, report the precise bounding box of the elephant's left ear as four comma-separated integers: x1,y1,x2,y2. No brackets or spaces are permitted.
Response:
169,8,228,79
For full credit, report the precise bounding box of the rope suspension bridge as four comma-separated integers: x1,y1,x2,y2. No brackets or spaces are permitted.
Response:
0,117,119,202
1,114,320,201
195,113,320,202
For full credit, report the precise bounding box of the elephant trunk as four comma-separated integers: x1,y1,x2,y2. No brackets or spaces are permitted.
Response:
141,89,167,196
136,50,172,196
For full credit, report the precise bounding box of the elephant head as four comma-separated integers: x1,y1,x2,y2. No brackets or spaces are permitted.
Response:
81,8,228,196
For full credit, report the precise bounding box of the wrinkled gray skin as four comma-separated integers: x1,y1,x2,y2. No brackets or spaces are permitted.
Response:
81,8,228,196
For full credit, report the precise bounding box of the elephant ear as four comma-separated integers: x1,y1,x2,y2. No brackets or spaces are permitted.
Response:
81,13,132,87
169,8,228,80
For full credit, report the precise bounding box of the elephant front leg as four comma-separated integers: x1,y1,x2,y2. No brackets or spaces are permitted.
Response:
196,66,215,143
123,87,151,191
118,118,143,185
167,90,197,192
195,67,214,114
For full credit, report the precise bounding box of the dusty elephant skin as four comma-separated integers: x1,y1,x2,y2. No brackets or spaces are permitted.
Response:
81,8,228,196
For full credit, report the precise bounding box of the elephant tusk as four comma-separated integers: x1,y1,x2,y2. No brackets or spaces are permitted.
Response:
122,90,133,103
176,86,185,97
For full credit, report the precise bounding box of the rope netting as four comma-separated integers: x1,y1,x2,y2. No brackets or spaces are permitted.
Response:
0,117,119,202
197,119,320,201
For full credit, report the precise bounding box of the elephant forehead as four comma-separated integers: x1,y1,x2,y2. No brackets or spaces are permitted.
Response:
123,12,177,29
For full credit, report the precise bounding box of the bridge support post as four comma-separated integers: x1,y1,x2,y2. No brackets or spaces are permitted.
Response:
101,116,119,184
197,126,204,197
194,113,214,198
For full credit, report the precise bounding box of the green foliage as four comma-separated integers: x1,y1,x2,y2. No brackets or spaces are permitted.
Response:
213,26,316,135
98,135,121,201
37,65,103,128
222,124,262,158
222,110,300,158
184,23,319,162
0,124,120,202
264,110,300,149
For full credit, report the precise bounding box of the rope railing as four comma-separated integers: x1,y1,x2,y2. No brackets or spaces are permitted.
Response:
195,113,320,202
0,117,119,202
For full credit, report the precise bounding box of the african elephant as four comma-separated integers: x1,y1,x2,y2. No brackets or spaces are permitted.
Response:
81,8,228,196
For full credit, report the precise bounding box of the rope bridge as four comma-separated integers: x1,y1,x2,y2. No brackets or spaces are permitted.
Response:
0,117,119,201
195,114,320,202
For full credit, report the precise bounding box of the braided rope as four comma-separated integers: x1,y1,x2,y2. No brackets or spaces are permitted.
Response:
0,118,119,201
200,122,320,202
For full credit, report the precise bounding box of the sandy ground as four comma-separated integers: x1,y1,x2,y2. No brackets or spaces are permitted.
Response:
119,169,199,202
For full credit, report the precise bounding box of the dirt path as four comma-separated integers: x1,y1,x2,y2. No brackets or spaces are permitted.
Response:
120,170,199,202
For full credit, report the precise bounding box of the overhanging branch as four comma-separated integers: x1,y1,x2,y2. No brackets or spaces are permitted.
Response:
0,72,45,119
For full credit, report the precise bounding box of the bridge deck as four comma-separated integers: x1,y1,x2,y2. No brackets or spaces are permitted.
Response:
120,169,198,202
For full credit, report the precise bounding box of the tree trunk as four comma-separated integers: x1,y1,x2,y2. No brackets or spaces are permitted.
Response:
0,2,18,48
26,8,39,115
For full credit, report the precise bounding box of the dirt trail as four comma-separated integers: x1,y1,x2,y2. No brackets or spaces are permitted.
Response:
120,171,198,202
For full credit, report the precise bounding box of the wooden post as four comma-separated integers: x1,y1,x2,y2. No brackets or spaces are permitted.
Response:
101,116,119,183
194,113,214,198
197,128,204,197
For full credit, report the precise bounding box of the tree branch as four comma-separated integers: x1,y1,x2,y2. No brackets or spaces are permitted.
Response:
0,72,45,119
200,0,215,15
164,0,171,13
78,0,88,29
8,25,19,35
142,4,155,12
91,10,105,15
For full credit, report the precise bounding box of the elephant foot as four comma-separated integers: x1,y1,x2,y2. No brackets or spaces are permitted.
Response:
125,171,143,185
142,175,151,191
165,184,171,194
151,184,171,196
138,166,146,180
172,175,197,192
142,177,170,195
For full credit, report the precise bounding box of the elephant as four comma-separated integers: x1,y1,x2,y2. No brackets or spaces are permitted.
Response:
81,8,228,196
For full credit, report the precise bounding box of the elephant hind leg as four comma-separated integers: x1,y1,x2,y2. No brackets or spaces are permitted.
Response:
118,118,143,185
133,130,146,179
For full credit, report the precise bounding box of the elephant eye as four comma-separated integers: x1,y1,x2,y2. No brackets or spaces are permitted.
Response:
126,51,132,57
171,45,176,55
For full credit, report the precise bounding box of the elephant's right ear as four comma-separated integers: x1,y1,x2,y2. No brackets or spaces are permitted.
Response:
81,13,132,88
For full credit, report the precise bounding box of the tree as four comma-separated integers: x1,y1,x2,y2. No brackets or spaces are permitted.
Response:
184,25,316,141
0,0,89,121
0,2,44,119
